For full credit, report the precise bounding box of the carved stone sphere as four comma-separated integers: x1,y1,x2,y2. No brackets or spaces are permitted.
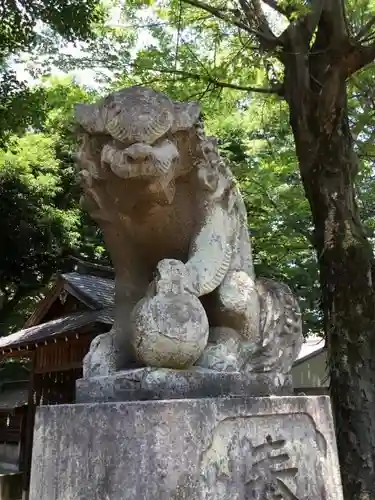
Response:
131,286,209,369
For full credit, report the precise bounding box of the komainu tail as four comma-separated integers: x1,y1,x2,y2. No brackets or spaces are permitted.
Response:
246,278,303,379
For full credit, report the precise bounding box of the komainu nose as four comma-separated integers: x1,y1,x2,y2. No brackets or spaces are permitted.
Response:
124,143,154,161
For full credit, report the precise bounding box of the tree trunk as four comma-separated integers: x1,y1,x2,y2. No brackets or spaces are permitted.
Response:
284,56,375,498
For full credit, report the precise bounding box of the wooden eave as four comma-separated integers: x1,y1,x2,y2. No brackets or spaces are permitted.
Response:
0,309,113,358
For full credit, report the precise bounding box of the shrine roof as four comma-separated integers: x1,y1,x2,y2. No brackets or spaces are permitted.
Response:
0,308,114,351
62,272,115,309
294,336,325,365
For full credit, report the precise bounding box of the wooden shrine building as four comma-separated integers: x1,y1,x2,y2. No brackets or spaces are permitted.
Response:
0,260,115,499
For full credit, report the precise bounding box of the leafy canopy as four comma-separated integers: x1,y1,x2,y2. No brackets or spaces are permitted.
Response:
0,78,107,333
0,0,104,143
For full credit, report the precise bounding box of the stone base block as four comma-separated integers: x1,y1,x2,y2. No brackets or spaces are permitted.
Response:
29,396,343,500
75,367,293,403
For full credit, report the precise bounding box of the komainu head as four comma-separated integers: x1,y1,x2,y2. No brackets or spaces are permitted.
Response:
75,86,235,219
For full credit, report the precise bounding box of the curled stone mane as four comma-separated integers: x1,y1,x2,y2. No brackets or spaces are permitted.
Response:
193,118,236,200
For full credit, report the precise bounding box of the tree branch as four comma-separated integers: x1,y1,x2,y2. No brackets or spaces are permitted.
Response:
279,0,324,47
181,0,255,33
139,66,282,94
355,16,375,43
239,0,277,46
260,0,293,18
343,44,375,77
181,0,278,45
341,0,352,40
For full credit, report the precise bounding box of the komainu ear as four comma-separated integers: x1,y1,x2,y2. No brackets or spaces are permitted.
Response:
75,103,107,134
171,101,201,133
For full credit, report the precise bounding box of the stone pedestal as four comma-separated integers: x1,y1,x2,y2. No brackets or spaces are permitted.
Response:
76,368,293,403
29,395,343,500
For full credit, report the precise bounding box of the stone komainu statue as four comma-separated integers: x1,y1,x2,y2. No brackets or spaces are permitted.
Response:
75,86,303,384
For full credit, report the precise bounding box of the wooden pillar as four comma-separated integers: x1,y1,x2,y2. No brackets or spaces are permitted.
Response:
18,405,28,472
21,353,37,500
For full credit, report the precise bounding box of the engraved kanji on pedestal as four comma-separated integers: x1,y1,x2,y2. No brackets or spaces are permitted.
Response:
246,435,299,500
198,412,328,500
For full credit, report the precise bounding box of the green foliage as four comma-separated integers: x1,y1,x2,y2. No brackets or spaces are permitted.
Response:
0,133,76,326
40,77,109,264
0,0,103,59
0,0,103,144
207,97,321,335
0,71,47,146
0,77,108,333
0,358,30,384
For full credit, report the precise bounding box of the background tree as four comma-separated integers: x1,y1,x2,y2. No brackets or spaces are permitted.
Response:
0,0,103,143
0,78,108,333
0,0,105,371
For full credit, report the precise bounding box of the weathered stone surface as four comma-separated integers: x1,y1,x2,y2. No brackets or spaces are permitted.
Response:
29,396,343,500
131,260,209,368
75,86,303,382
75,368,293,403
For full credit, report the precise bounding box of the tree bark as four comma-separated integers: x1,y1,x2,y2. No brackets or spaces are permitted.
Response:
284,44,375,500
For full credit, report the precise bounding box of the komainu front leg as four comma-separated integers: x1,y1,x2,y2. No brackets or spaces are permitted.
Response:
83,302,140,378
83,272,147,377
196,270,261,372
83,328,119,378
215,270,261,342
